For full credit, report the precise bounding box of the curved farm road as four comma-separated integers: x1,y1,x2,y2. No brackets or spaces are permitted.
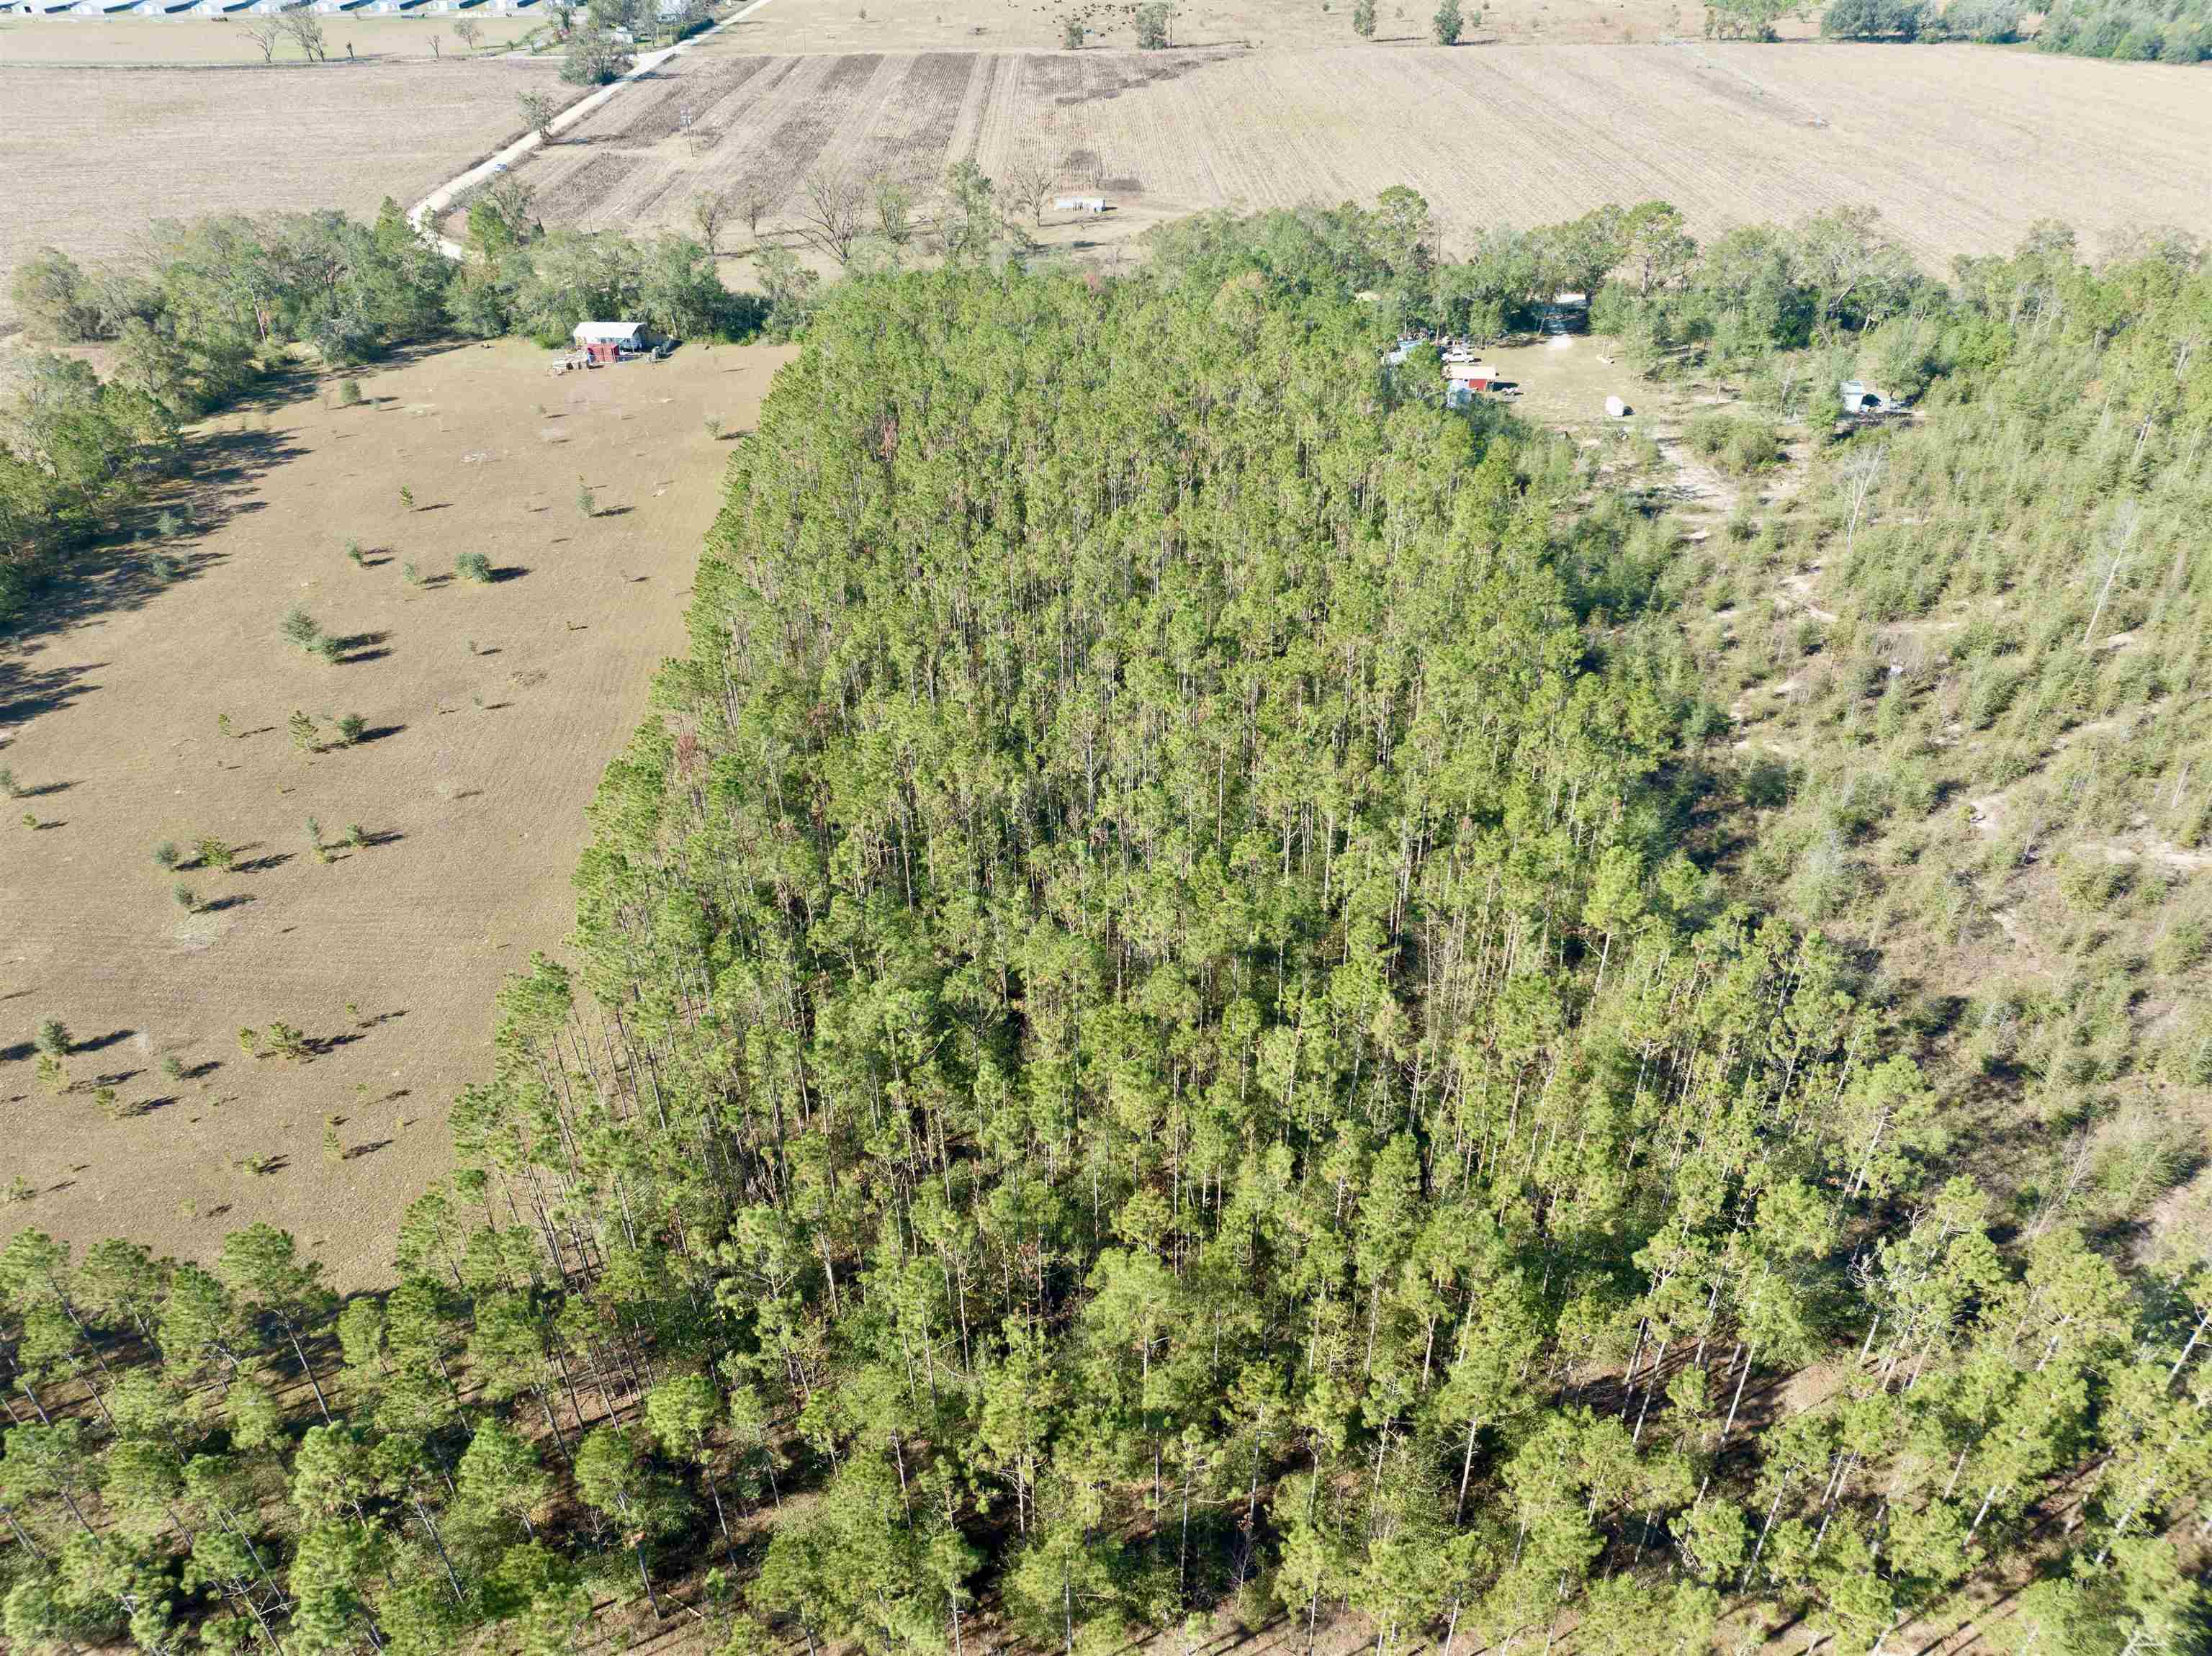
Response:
407,0,782,257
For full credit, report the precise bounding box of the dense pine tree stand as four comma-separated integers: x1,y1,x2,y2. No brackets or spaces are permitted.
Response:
4,216,2209,1656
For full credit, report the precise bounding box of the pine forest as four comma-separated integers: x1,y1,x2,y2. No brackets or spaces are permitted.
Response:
4,199,2210,1656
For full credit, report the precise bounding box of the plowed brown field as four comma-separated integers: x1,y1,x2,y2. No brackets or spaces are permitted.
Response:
518,41,2212,269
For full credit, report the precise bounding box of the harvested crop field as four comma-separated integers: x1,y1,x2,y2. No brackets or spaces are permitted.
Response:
0,338,793,1286
712,0,1806,55
0,60,567,302
523,42,2212,269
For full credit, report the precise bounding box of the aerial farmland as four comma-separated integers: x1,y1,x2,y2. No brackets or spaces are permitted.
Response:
507,34,2212,268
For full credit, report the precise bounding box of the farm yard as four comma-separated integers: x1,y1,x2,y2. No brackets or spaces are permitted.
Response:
511,40,2212,271
0,58,572,305
0,338,793,1286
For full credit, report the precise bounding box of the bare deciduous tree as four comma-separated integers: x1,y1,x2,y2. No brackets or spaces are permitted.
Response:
691,189,732,254
453,17,481,48
872,173,915,248
242,17,284,62
1002,148,1056,229
280,10,330,59
736,189,773,245
796,170,869,266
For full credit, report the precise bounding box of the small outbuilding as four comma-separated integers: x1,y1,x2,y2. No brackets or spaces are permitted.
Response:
1605,395,1631,419
572,320,652,363
1053,195,1108,215
1838,379,1899,413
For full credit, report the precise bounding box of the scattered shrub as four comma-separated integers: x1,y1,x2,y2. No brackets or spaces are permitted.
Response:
2152,919,2209,976
1686,410,1781,474
153,840,181,870
35,1020,71,1059
282,606,323,651
457,551,495,583
336,713,367,746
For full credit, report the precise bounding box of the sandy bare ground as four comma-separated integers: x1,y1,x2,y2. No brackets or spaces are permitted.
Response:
0,338,793,1286
0,58,570,303
517,42,2212,271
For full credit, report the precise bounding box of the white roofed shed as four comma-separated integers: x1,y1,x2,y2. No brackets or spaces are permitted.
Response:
573,321,648,346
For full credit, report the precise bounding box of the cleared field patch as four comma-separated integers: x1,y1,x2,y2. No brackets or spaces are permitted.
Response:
0,59,568,302
519,42,2212,271
0,339,793,1285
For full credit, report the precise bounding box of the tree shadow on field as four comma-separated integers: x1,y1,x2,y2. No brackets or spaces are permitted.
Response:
333,631,392,665
1,423,303,676
0,658,102,733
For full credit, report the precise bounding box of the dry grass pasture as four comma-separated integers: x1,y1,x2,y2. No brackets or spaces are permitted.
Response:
0,339,793,1285
517,40,2212,270
0,58,567,304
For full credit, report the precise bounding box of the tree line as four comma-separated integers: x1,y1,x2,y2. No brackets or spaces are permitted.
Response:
4,203,2208,1655
0,202,751,634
